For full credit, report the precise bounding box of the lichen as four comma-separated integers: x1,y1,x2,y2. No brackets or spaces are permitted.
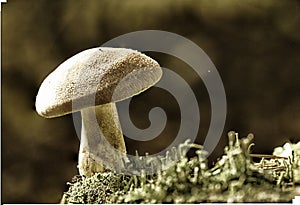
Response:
61,131,300,203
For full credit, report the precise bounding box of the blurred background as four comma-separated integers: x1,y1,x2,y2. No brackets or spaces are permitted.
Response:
2,0,300,203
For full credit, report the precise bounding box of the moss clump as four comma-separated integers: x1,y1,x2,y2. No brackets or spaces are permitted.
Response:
61,132,300,203
60,173,131,204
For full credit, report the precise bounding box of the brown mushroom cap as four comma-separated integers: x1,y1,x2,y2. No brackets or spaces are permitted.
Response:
35,47,162,118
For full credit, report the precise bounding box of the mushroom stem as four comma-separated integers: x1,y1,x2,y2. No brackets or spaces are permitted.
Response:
78,103,126,176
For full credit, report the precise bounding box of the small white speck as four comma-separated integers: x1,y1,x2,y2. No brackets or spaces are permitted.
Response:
208,70,211,73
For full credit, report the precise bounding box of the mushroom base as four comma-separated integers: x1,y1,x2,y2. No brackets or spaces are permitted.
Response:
78,147,107,175
78,103,126,176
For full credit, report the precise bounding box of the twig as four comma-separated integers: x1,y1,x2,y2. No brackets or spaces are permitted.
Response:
250,154,288,160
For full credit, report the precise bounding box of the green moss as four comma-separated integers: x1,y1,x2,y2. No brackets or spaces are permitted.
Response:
60,173,131,204
61,131,300,203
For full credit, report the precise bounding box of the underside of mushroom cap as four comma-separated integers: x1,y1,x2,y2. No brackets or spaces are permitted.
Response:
35,47,162,118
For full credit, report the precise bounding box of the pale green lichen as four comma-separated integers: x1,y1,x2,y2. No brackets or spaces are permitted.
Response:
61,131,300,203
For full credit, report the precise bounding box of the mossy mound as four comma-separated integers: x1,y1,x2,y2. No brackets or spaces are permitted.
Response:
61,132,300,203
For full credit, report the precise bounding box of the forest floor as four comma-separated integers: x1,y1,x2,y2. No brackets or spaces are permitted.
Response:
61,131,300,203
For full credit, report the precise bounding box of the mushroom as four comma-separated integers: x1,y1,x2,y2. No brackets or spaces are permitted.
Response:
35,47,162,176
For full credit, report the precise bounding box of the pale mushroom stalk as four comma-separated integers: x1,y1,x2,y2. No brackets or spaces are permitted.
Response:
78,103,126,175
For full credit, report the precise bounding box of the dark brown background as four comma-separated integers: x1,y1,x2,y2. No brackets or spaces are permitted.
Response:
2,0,300,203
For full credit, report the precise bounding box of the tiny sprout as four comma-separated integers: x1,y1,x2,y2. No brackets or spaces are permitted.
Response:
228,131,236,148
240,133,254,154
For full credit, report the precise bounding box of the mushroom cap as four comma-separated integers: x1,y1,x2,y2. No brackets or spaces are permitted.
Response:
36,47,162,118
